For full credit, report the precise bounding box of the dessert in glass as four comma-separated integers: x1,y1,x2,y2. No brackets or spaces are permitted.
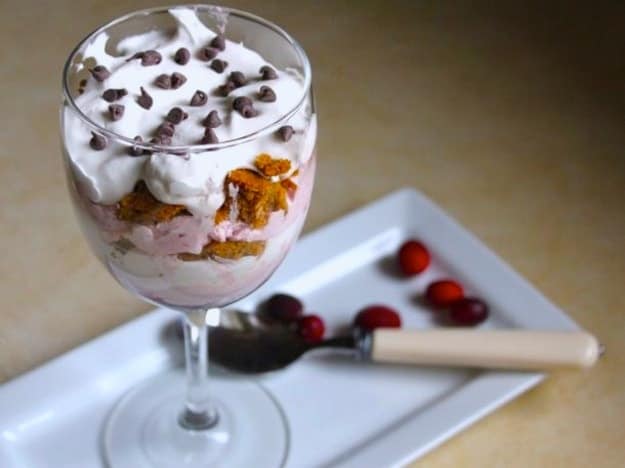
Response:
60,6,316,467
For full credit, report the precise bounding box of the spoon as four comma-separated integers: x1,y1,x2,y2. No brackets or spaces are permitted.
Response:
205,309,602,374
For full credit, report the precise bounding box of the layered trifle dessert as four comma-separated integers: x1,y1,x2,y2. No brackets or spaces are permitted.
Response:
62,8,316,308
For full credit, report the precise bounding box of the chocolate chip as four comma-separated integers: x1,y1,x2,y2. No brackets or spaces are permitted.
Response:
127,50,161,66
171,72,187,89
210,35,226,51
210,59,228,73
228,71,247,88
258,85,277,102
199,47,219,61
129,136,145,156
190,90,208,106
150,135,172,145
142,50,162,66
216,81,236,97
137,87,153,109
232,96,258,118
277,125,294,142
166,107,188,124
200,128,219,144
156,122,175,137
155,74,172,89
108,104,125,121
243,106,258,118
79,79,88,87
233,96,253,111
102,88,127,102
174,47,191,65
259,65,278,80
89,131,107,150
203,110,222,128
89,65,110,82
154,72,187,89
102,89,118,102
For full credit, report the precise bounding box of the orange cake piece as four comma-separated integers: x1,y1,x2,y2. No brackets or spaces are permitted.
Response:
280,178,298,198
117,181,189,224
215,169,288,229
254,154,291,177
178,240,266,261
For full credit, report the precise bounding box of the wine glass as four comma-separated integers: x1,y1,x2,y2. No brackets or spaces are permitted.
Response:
60,5,316,467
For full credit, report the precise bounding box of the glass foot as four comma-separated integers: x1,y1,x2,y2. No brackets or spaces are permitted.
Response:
104,368,289,468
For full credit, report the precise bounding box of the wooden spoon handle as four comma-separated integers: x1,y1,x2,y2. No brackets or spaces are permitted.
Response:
370,329,600,370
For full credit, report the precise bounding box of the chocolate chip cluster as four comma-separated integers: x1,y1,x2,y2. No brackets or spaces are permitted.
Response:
85,35,296,151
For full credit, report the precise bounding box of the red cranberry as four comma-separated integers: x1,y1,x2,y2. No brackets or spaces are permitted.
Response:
296,315,325,342
449,298,489,326
398,240,430,276
354,305,402,331
425,280,464,308
265,293,303,323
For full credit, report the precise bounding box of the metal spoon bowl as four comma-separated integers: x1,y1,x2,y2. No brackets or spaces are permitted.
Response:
207,309,355,373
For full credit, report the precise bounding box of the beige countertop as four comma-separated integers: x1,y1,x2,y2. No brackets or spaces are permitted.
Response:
1,1,624,466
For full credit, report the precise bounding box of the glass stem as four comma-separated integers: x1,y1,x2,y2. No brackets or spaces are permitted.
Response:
179,308,219,430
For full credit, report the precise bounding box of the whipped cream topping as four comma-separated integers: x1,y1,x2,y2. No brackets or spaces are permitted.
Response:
64,7,315,217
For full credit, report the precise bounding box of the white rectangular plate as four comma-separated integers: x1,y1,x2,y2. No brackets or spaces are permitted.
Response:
0,189,580,468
